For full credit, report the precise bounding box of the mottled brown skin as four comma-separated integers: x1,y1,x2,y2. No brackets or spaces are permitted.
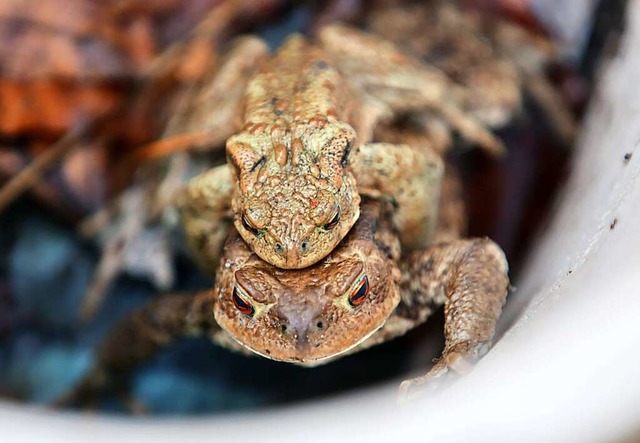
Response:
226,42,361,269
213,201,508,374
214,202,401,364
57,169,509,407
181,24,506,271
180,138,443,277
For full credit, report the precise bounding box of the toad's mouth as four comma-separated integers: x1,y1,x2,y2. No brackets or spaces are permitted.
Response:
229,319,388,367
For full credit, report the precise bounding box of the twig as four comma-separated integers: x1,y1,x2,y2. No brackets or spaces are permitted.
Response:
0,126,85,214
143,1,238,79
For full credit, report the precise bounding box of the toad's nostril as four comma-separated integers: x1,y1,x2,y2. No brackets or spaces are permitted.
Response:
275,243,284,255
311,316,326,332
300,240,309,254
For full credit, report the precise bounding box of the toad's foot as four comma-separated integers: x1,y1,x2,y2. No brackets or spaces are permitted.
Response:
398,238,509,401
398,340,490,402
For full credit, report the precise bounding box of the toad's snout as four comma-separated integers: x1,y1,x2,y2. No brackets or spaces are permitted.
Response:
284,246,300,269
277,303,328,348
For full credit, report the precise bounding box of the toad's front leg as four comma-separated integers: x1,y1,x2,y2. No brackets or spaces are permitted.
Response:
53,291,219,410
178,164,234,274
351,142,443,250
399,238,509,399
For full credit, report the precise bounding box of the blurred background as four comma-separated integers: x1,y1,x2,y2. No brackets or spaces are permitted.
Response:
0,0,628,416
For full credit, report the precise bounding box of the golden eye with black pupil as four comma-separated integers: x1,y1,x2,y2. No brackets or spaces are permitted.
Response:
232,286,255,317
323,205,341,230
348,275,370,307
241,213,261,237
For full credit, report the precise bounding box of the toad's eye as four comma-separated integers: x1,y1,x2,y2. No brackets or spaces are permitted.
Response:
341,139,354,167
348,275,370,307
232,286,255,317
242,213,261,237
323,206,341,230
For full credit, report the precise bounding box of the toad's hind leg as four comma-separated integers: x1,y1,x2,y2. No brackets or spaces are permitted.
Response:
351,142,443,250
318,25,504,155
136,36,269,160
53,292,218,410
398,238,509,399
